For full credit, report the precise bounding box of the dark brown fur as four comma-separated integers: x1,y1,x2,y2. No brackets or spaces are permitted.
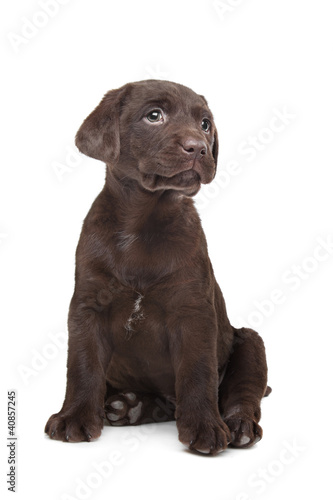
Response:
45,80,270,455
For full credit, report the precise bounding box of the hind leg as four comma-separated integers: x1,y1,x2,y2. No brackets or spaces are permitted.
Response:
219,328,271,448
104,386,175,426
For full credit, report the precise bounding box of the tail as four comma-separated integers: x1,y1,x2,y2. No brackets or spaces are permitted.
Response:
264,386,272,397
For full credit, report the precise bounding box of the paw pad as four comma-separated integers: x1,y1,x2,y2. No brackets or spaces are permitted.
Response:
105,392,143,426
225,416,262,448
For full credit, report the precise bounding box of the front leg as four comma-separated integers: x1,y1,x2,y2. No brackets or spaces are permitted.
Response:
170,314,231,455
45,296,112,442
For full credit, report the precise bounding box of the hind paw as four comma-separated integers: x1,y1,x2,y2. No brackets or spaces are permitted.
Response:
225,416,262,448
105,392,143,426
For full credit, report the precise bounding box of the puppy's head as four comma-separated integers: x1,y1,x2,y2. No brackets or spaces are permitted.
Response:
76,80,219,197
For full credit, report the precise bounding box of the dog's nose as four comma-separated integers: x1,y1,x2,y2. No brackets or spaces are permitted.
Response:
182,138,207,158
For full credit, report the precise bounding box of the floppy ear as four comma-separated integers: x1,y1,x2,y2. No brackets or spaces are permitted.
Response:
75,85,129,164
212,128,219,166
200,95,219,166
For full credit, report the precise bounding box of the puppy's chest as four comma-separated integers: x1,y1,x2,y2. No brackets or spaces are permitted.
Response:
114,290,146,340
109,289,167,352
102,286,175,394
112,227,195,287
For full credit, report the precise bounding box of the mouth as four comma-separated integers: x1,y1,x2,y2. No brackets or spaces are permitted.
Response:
172,168,201,186
140,166,201,195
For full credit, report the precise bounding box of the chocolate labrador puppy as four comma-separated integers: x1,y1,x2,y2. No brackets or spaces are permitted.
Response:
45,80,270,455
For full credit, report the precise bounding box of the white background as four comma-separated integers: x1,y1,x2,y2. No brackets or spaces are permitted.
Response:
1,0,332,499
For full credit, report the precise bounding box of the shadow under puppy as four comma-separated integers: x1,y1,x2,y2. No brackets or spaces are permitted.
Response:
45,80,271,455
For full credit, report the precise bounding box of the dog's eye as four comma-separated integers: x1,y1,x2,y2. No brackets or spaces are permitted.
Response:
146,110,163,123
201,118,211,132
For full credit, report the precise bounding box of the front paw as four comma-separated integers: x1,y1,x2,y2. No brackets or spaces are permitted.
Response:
45,407,104,442
177,414,231,455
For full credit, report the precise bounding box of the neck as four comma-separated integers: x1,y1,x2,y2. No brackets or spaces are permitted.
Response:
102,165,202,287
105,167,191,231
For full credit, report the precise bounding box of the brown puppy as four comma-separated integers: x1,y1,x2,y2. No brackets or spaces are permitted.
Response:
45,80,270,455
